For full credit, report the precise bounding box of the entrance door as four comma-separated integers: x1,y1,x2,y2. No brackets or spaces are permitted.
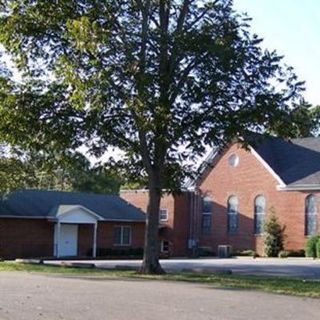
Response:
59,224,78,257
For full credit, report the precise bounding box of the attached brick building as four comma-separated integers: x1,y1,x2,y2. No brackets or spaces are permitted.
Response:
0,190,145,259
122,136,320,256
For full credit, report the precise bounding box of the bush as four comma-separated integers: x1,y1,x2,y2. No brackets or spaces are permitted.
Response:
278,250,305,258
263,212,285,257
87,247,144,258
278,250,290,258
234,250,258,257
305,235,320,258
198,247,215,257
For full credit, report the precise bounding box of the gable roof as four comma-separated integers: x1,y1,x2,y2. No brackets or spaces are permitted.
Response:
0,189,146,222
195,135,320,189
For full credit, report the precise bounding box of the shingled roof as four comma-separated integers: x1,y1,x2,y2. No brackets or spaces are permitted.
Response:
0,189,146,221
253,136,320,186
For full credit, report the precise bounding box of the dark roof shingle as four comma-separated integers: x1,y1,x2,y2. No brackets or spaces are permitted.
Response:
253,136,320,186
0,190,146,221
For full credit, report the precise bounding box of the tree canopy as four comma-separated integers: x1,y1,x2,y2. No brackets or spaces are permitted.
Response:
0,0,307,272
0,147,122,194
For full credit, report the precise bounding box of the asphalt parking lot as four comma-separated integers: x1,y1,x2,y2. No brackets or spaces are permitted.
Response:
45,257,320,279
1,272,319,320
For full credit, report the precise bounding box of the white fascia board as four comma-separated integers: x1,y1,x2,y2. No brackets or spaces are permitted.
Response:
277,185,320,191
249,146,286,187
57,205,104,221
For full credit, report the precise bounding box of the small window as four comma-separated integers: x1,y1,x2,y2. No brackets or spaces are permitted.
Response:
227,196,239,233
254,195,266,234
201,214,212,235
305,194,317,236
228,154,239,167
159,209,168,222
114,226,132,246
160,240,170,253
202,196,212,213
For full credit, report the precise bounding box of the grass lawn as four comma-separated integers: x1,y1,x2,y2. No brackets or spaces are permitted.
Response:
1,261,319,298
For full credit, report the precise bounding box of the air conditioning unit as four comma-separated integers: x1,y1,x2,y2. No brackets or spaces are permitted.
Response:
217,245,232,258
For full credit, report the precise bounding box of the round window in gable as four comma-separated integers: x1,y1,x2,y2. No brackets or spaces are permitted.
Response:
228,154,239,167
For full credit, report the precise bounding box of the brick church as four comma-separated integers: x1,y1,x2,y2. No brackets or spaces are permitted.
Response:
1,135,319,258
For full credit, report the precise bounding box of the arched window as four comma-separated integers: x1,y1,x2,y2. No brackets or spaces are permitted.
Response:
202,196,212,213
305,194,317,236
201,196,212,235
227,196,238,233
254,195,266,234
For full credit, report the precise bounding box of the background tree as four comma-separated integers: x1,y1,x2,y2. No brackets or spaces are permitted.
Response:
0,147,122,194
271,101,320,138
0,0,305,273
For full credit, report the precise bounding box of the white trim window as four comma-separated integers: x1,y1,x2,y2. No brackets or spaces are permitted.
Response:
254,195,266,234
305,194,317,236
159,209,168,222
113,226,132,246
227,196,239,233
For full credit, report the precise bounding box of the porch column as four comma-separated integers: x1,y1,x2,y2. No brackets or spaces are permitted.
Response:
55,221,61,258
92,223,98,258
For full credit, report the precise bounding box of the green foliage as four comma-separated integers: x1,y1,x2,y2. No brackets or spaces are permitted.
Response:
0,147,122,194
234,250,258,257
0,0,306,191
316,239,320,259
278,250,305,258
272,102,320,138
263,211,285,257
305,235,320,258
90,247,144,258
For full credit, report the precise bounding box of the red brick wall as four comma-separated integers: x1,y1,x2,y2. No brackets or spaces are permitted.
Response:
198,143,320,255
0,218,54,259
120,190,191,256
78,224,94,256
78,222,145,256
97,221,145,249
0,219,145,259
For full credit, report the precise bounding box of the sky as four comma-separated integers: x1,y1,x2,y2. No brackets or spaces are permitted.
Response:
233,0,320,106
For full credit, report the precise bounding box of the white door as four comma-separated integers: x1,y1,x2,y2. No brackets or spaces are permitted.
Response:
59,224,78,257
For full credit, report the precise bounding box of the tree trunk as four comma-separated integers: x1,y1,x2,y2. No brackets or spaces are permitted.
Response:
140,176,165,274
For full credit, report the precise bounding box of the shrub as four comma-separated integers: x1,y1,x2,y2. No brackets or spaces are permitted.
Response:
263,212,285,257
234,250,257,257
316,239,320,259
305,235,320,258
278,250,305,258
87,247,144,257
278,250,290,258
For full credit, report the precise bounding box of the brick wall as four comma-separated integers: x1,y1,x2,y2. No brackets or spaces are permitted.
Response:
0,218,145,259
0,218,54,259
198,143,320,255
120,190,191,256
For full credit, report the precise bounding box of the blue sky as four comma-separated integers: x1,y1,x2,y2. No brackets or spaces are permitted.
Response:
233,0,320,105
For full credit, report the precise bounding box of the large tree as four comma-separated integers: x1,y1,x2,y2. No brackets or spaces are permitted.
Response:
0,0,304,273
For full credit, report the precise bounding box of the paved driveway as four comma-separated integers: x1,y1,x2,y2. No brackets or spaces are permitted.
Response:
0,272,319,320
46,258,320,279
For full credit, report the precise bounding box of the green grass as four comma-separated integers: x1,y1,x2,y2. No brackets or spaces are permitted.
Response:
1,262,319,298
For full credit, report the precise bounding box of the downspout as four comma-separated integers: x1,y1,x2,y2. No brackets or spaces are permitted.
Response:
188,191,194,256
